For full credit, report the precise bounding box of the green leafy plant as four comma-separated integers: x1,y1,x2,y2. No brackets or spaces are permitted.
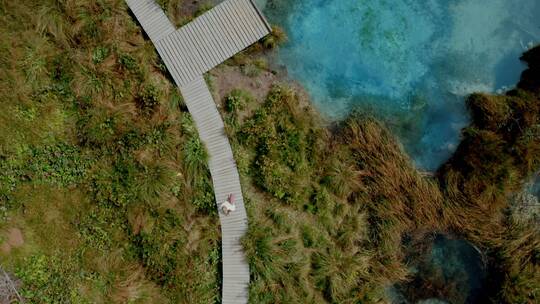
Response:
118,53,137,71
137,84,161,115
92,46,109,64
225,89,252,113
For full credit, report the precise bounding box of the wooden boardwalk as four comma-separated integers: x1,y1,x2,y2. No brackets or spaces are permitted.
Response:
181,77,250,302
126,1,271,303
126,0,175,43
156,0,271,86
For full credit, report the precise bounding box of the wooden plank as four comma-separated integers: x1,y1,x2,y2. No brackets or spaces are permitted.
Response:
156,39,185,84
169,33,198,80
247,0,272,32
130,0,271,86
192,18,222,67
206,8,242,54
232,0,261,42
179,26,208,74
184,24,211,72
231,0,259,40
220,0,251,47
240,0,268,37
206,13,231,61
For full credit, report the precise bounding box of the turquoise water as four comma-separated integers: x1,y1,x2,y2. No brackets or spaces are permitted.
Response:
259,0,540,170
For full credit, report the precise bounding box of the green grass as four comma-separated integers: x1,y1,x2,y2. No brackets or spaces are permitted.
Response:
226,85,444,303
0,1,220,303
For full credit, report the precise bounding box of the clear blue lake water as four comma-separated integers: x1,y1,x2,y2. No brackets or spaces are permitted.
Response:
257,0,540,170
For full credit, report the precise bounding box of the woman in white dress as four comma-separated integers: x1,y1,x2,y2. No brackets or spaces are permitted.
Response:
221,194,236,215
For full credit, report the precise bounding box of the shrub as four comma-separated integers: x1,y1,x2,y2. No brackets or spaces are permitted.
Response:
92,46,109,64
133,208,220,303
87,158,137,208
16,254,83,303
182,136,208,176
27,143,91,186
118,53,137,71
261,26,287,49
137,84,160,115
224,89,252,113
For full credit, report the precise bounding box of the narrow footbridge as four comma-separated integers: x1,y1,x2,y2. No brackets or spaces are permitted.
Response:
125,0,271,303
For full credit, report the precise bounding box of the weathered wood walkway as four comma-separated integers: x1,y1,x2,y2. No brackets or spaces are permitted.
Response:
125,0,271,303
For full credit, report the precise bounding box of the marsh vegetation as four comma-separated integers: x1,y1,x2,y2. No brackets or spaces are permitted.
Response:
0,0,220,302
232,46,540,303
0,0,539,303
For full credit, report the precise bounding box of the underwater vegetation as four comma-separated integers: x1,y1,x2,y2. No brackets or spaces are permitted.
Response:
398,234,487,304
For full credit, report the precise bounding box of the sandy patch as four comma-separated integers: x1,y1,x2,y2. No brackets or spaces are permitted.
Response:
210,63,312,108
209,65,318,134
210,64,278,103
0,228,24,254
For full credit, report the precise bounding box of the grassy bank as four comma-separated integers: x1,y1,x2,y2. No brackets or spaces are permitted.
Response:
0,0,220,303
230,46,540,303
437,46,540,303
227,84,446,303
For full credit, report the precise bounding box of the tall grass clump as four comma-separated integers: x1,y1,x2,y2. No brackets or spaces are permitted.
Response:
437,45,540,302
261,26,287,50
234,85,445,303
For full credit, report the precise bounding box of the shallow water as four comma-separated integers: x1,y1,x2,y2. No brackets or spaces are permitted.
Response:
396,234,487,304
259,0,540,170
531,173,540,199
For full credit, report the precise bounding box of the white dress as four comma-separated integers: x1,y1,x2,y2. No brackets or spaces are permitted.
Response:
221,200,236,213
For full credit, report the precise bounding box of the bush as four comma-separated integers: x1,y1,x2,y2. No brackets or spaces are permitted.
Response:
261,26,287,49
236,86,313,205
118,53,137,71
137,84,160,115
27,144,91,186
92,46,109,64
16,254,83,303
225,89,251,113
182,136,208,176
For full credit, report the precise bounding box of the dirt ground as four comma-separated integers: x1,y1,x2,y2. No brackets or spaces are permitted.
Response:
210,65,277,103
0,228,24,254
209,62,313,116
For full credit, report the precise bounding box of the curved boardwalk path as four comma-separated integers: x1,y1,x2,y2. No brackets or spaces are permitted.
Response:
126,0,271,303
